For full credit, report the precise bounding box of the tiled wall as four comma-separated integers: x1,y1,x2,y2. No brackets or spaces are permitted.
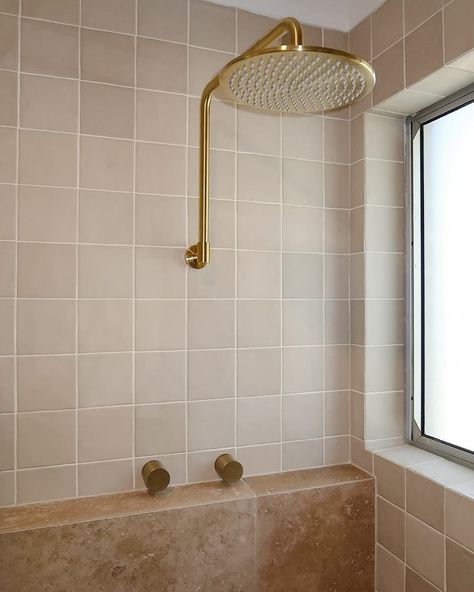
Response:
347,0,474,590
0,0,352,506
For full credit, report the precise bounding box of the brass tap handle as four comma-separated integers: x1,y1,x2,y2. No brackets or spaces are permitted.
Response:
142,460,170,495
214,454,243,485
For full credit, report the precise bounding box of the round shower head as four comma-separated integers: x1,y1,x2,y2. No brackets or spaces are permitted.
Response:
219,45,375,114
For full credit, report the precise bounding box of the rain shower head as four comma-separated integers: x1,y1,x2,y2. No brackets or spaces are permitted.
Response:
219,45,375,114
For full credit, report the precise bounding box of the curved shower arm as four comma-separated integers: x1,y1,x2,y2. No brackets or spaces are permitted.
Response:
185,17,303,269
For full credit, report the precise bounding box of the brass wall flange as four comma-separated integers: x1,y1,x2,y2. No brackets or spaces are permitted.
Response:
142,460,170,495
214,454,243,485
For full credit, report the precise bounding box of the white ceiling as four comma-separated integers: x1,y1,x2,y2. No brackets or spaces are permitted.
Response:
207,0,387,32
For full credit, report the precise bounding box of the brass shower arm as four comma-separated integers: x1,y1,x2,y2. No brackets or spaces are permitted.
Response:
185,17,304,269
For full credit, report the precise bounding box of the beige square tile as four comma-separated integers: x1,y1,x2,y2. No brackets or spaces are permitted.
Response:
0,299,14,354
0,13,18,70
136,195,186,246
365,114,404,161
282,393,323,441
188,249,235,298
17,410,76,468
190,0,235,52
350,254,364,299
20,73,77,133
78,353,133,408
188,97,235,150
366,160,404,207
302,24,323,46
137,37,187,92
373,41,405,105
237,348,280,397
138,0,187,42
238,395,280,446
135,351,185,403
0,0,18,15
366,300,404,346
325,209,349,254
351,300,365,346
447,490,474,552
351,436,374,473
18,355,76,411
405,13,443,86
189,47,229,96
372,0,403,57
377,496,405,560
349,16,371,62
79,190,132,245
21,19,78,77
79,299,132,353
350,114,364,164
283,205,323,253
350,161,364,208
444,0,474,63
135,300,185,351
187,147,235,199
237,251,280,299
322,28,348,51
79,459,134,496
365,391,404,439
188,398,235,451
81,0,135,34
238,300,280,347
325,435,350,465
404,0,442,34
19,186,76,243
188,349,234,400
17,465,76,504
407,470,445,532
283,439,324,470
446,538,474,592
283,253,323,299
19,130,77,187
0,241,14,297
0,70,17,126
325,255,348,299
237,153,280,203
283,346,323,394
188,197,235,249
0,126,16,183
237,108,280,156
325,163,349,208
135,402,186,455
406,514,445,589
350,390,364,438
237,202,281,251
283,301,323,346
187,448,234,483
283,159,324,207
375,455,406,508
0,185,15,240
282,114,323,160
406,568,440,592
236,9,277,53
0,413,14,470
365,253,404,298
18,299,75,354
79,406,133,462
188,300,234,349
81,28,134,86
18,242,76,298
79,245,132,298
135,247,186,298
324,391,349,436
325,344,350,391
0,471,14,506
80,136,133,191
236,443,281,477
81,82,134,139
325,300,350,345
0,357,14,413
376,544,405,592
136,142,186,195
22,0,79,24
324,118,350,164
136,90,186,144
350,207,364,254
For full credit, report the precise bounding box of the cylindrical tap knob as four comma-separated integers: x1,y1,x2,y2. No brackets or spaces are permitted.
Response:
142,460,170,495
214,453,243,485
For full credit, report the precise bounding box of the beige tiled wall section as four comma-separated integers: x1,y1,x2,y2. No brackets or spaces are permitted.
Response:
0,0,352,506
348,0,474,590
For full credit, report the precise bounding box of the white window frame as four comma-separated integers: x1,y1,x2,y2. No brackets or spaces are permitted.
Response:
407,82,474,468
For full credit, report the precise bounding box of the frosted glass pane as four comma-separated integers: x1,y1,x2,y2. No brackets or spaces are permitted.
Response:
423,101,474,452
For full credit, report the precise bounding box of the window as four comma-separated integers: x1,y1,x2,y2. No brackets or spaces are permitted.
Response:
408,83,474,467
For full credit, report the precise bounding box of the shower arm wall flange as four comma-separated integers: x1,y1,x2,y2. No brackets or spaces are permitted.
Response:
185,17,303,269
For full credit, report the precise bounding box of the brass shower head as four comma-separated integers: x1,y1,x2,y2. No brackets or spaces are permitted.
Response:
219,45,375,114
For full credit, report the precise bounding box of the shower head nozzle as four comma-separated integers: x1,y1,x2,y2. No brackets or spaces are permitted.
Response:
219,45,375,114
